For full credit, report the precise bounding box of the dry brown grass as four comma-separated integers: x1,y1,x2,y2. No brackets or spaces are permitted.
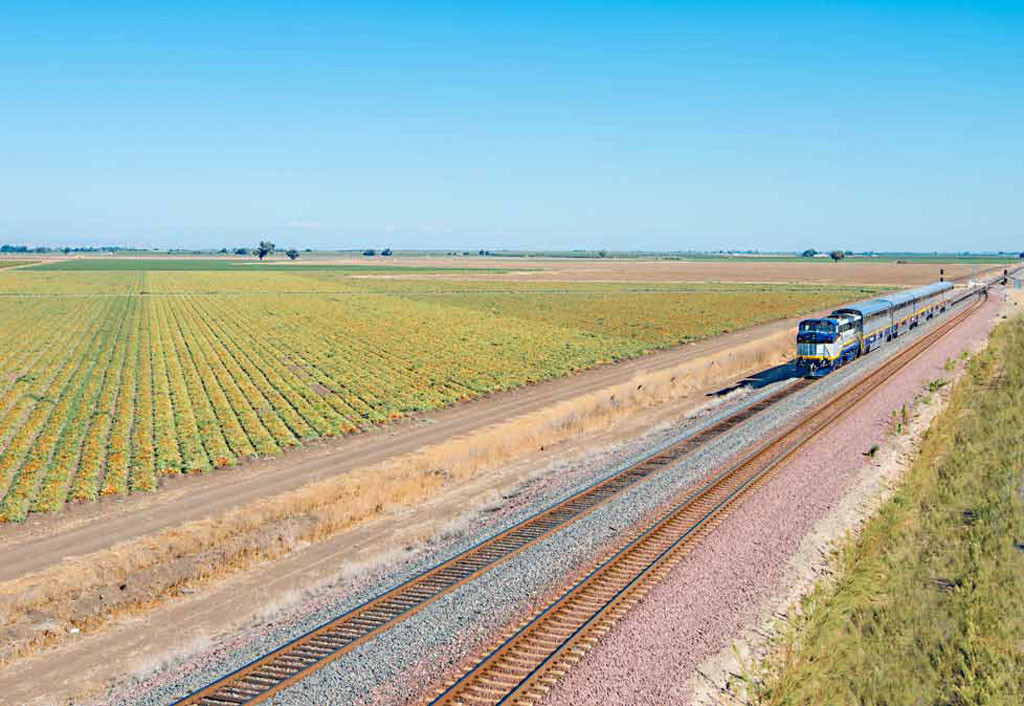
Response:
0,326,793,663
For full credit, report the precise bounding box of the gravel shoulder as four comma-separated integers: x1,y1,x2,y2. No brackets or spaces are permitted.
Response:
538,296,1006,706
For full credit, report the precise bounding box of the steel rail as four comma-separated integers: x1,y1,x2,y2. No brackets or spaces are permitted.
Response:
427,291,987,706
172,374,813,705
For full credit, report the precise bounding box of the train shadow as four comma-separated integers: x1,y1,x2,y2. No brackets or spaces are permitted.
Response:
707,361,802,397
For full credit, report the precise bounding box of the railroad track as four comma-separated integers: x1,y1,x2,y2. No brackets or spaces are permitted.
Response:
174,281,993,706
173,372,813,704
426,292,986,706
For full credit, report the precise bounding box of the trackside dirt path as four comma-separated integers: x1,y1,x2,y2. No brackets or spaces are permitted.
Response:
0,314,805,583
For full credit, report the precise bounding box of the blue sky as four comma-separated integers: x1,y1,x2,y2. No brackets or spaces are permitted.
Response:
1,2,1022,251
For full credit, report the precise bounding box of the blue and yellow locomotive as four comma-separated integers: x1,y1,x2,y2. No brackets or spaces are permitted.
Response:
796,281,953,377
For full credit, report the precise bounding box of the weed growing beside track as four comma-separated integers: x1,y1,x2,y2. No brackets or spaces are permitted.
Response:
751,314,1024,704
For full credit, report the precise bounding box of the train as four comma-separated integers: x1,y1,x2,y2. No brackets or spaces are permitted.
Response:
796,281,955,377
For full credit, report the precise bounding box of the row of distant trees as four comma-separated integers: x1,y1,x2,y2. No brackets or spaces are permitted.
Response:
801,248,852,263
222,241,300,260
0,244,129,254
802,249,1024,262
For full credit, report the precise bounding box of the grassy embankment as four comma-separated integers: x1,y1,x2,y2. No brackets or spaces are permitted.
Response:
752,313,1024,704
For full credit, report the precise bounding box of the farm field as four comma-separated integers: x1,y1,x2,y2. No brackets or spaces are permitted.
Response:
0,265,882,520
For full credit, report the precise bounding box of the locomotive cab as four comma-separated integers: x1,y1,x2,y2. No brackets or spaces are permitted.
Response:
796,313,862,377
796,318,839,377
794,281,954,378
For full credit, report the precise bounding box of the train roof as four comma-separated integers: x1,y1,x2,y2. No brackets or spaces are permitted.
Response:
881,281,953,307
914,281,954,296
832,298,891,317
832,281,952,316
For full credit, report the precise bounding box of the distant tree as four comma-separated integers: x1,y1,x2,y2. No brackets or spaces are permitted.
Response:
254,240,275,260
1019,252,1024,259
829,250,845,263
234,247,249,255
218,247,229,254
62,247,71,255
381,247,393,256
598,249,608,258
844,250,853,256
801,249,817,258
363,249,376,256
286,248,299,260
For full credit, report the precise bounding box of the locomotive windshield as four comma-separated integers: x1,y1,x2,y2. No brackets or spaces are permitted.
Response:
799,320,836,333
797,319,836,344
